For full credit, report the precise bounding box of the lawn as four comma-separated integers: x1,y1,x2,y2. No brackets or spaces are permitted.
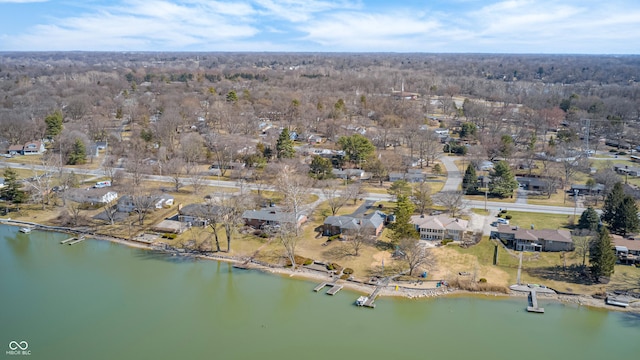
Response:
526,191,572,207
437,237,640,295
500,210,573,230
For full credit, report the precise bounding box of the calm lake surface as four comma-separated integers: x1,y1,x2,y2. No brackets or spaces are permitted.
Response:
1,225,639,360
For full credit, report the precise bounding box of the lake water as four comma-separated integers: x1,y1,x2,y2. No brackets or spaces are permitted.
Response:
1,225,639,360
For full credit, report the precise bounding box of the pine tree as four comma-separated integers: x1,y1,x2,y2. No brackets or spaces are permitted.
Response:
389,195,418,242
308,156,334,180
275,128,295,159
44,109,63,138
611,196,640,236
0,168,27,204
462,164,478,195
602,182,624,224
589,227,616,282
67,138,86,165
488,161,518,198
577,207,600,232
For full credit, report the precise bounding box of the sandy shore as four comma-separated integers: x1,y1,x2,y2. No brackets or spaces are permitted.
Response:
3,219,638,313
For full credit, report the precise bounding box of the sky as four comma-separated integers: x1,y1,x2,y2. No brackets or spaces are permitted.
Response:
0,0,638,54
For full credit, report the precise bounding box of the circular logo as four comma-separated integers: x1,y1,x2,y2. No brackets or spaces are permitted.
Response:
8,341,28,351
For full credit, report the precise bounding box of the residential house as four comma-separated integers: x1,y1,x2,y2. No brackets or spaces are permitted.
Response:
67,188,118,205
614,164,640,177
332,168,367,180
612,234,640,264
178,203,214,227
117,194,174,213
6,140,46,156
22,141,46,155
389,169,426,183
570,183,605,196
517,176,558,192
490,224,573,252
410,214,469,241
242,208,307,229
323,211,387,237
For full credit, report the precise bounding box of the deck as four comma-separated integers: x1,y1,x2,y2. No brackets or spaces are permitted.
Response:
527,290,545,313
313,281,343,295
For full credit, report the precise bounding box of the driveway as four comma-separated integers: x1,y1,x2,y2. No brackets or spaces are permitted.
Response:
438,155,462,192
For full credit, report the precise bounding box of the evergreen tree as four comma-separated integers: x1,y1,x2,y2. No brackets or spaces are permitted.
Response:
462,164,478,195
387,180,411,199
602,182,624,225
67,138,86,165
0,168,27,204
459,122,477,138
488,161,518,198
577,207,600,232
275,128,295,159
610,197,640,236
389,195,418,242
44,109,63,138
225,90,238,103
589,227,616,282
337,134,375,167
308,156,334,180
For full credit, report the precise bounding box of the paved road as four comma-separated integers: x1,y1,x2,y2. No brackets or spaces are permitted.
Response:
1,158,589,216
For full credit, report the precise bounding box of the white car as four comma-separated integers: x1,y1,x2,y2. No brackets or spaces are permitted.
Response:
496,218,510,225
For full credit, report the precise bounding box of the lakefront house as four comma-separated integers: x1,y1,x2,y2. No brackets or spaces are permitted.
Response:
410,214,469,241
490,224,573,252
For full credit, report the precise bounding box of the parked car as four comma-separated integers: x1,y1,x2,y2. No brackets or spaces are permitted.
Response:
496,218,510,225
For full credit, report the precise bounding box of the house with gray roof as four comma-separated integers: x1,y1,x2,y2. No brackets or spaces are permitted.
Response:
410,214,468,241
242,208,307,229
490,224,573,252
323,210,387,237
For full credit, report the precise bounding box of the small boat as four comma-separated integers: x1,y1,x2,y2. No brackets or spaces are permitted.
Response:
606,296,630,308
19,227,32,234
356,296,368,306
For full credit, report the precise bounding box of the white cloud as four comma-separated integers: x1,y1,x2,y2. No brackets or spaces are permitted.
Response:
1,0,639,53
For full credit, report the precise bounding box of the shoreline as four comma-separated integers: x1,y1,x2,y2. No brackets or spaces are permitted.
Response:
2,219,639,313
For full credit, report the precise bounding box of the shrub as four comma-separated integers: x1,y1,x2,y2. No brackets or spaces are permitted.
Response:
609,149,617,153
328,235,340,241
500,209,507,214
326,262,343,272
285,255,313,267
617,151,627,155
441,239,453,245
162,233,177,239
343,268,354,275
340,274,350,280
497,213,502,218
505,215,512,220
479,278,487,283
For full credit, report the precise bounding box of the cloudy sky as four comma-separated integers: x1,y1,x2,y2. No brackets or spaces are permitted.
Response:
0,0,638,53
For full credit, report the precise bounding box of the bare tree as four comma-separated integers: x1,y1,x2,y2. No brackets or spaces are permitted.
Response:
165,157,185,192
347,226,370,256
344,181,364,205
278,222,299,269
435,191,465,218
321,180,348,216
201,196,223,252
572,230,593,269
131,192,160,225
412,181,432,215
219,195,247,252
101,202,118,225
399,237,433,276
186,162,205,195
275,163,311,236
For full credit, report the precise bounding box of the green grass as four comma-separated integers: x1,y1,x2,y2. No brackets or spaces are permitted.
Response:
500,210,573,230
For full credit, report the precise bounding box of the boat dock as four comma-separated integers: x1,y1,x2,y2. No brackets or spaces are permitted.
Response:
60,237,76,244
68,236,86,246
527,290,544,313
313,281,343,295
358,277,392,308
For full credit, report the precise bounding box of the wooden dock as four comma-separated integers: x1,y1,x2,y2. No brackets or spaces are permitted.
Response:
68,236,86,246
60,237,76,244
359,277,391,308
313,281,343,295
527,290,545,313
